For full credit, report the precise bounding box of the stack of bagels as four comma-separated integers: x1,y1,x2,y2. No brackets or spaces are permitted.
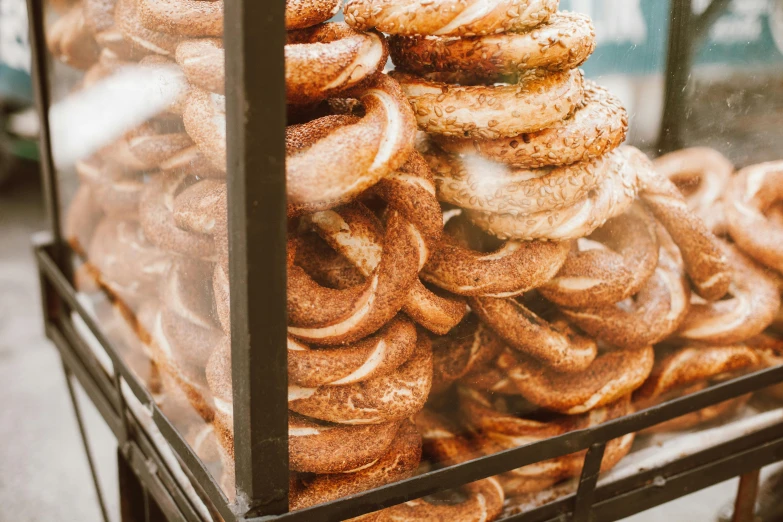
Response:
55,0,783,518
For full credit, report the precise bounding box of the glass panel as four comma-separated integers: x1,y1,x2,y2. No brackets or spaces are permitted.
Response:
46,0,226,492
285,0,783,517
46,0,783,518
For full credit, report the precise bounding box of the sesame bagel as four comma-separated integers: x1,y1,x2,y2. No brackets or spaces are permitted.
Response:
138,0,222,38
677,241,781,345
287,23,389,105
654,147,734,235
182,88,227,171
344,0,559,37
288,333,432,424
496,344,654,414
431,315,506,394
460,389,634,495
425,142,631,221
466,145,641,241
637,154,732,301
288,206,423,345
287,76,417,215
206,339,408,475
305,156,468,334
561,226,691,349
76,157,145,219
422,211,570,297
139,172,216,259
470,298,597,373
289,420,422,510
634,344,760,431
286,0,341,30
539,204,659,308
391,69,584,139
115,0,181,57
725,161,783,274
47,3,100,69
87,218,170,306
436,81,627,169
288,316,417,387
373,410,504,522
390,12,594,79
175,39,224,95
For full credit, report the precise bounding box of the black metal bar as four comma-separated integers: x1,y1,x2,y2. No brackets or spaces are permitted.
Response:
223,0,289,516
26,0,63,248
658,0,694,153
731,470,761,522
36,244,235,521
246,364,783,522
122,442,190,522
590,435,783,522
48,321,124,437
572,443,607,522
62,364,112,522
119,447,148,522
503,420,783,522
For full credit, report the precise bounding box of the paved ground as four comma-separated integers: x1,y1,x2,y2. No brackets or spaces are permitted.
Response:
0,164,767,522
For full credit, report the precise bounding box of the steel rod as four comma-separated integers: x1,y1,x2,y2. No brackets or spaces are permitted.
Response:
223,0,290,516
62,364,112,522
572,442,607,522
731,470,761,522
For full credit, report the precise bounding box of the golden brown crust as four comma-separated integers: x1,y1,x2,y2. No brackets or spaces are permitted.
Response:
725,161,783,274
286,75,418,215
139,172,216,258
372,410,505,521
175,39,224,95
654,147,734,235
288,333,432,424
65,185,104,255
287,23,389,105
422,212,570,297
115,0,182,56
470,298,597,373
289,421,422,510
496,346,654,414
390,12,595,79
288,316,417,387
539,204,659,308
344,0,559,37
677,241,781,345
460,389,634,495
466,146,642,241
392,69,584,139
288,206,423,345
431,315,506,394
286,0,342,30
305,154,468,334
637,154,732,301
138,0,223,37
560,226,692,349
436,81,627,169
75,157,145,219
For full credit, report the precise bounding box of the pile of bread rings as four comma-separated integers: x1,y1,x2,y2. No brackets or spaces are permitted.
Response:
55,0,783,519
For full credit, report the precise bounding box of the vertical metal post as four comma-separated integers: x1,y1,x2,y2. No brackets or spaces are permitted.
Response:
223,0,289,517
572,442,607,522
658,0,694,153
731,470,761,522
26,0,66,259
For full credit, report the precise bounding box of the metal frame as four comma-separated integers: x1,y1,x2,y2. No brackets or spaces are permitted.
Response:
28,0,783,521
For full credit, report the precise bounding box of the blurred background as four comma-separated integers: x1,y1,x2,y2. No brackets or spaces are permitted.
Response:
2,0,783,521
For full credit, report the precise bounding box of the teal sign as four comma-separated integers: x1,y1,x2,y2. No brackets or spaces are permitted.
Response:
560,0,783,76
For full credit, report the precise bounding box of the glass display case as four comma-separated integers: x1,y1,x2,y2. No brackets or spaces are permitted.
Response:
30,0,783,521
